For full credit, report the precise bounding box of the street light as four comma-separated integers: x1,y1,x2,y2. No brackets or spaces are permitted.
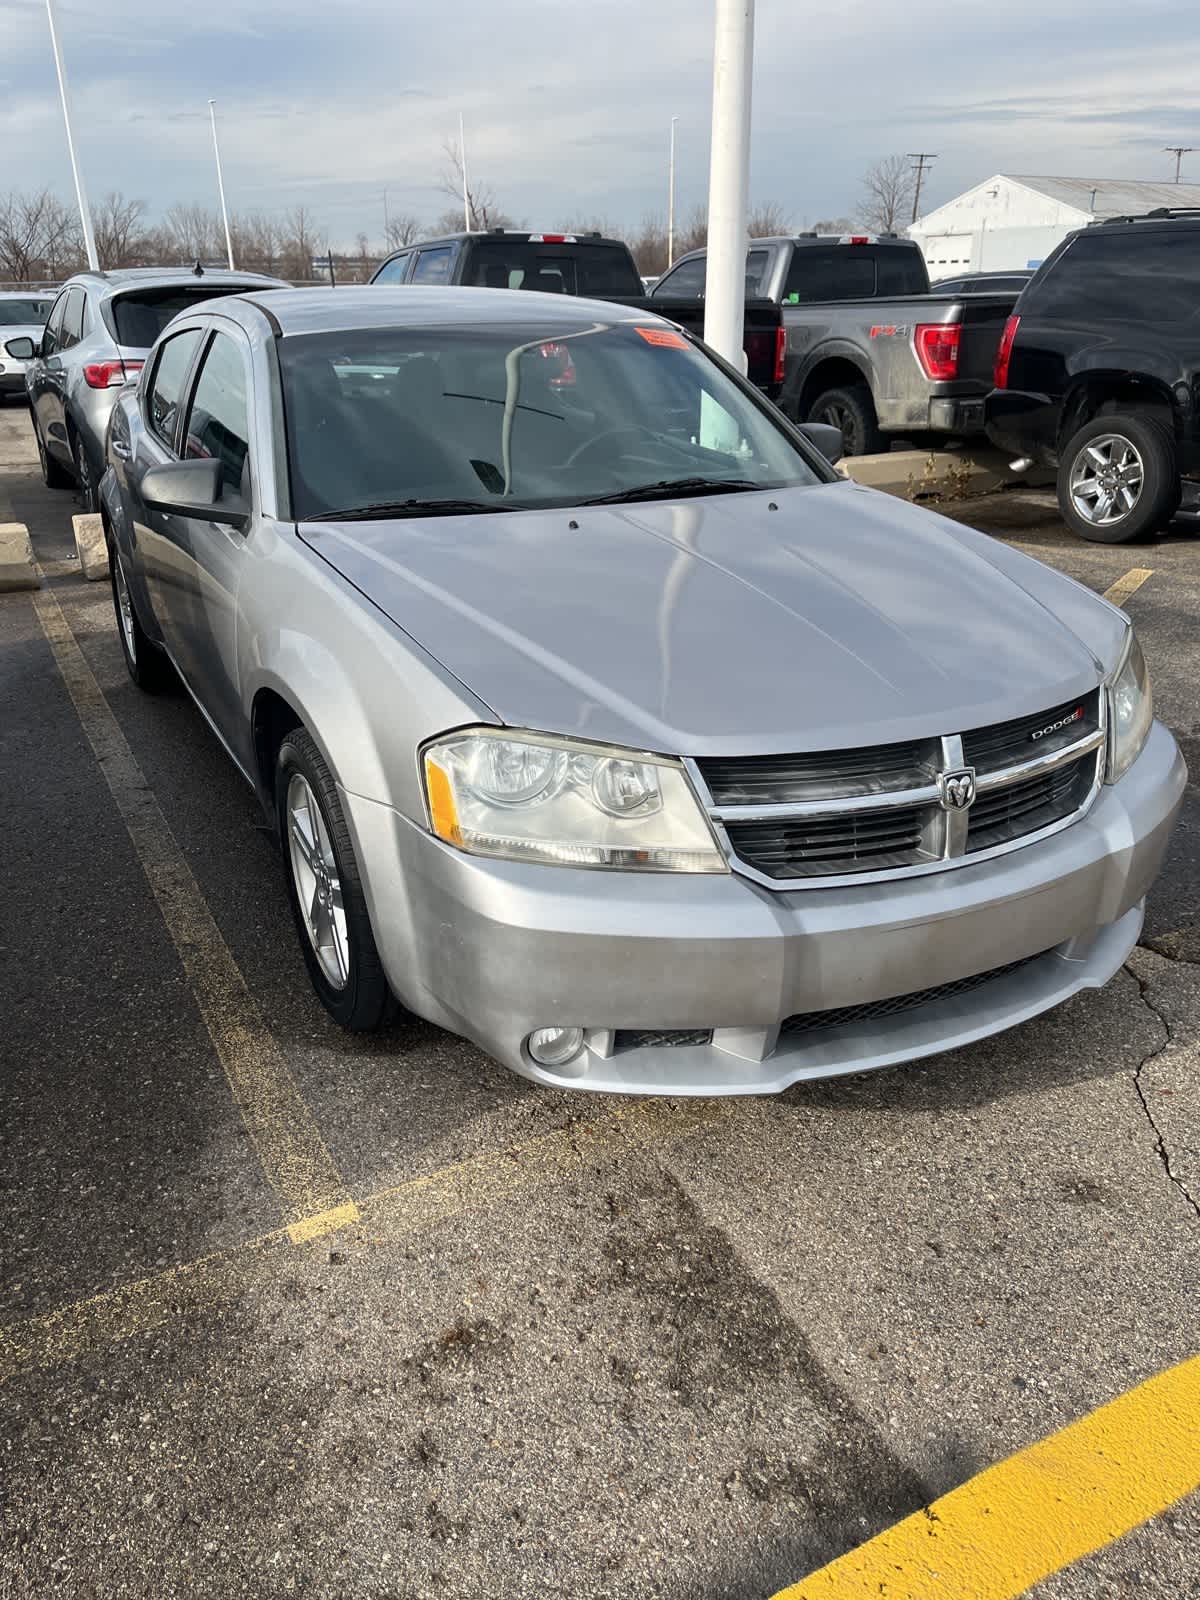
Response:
208,99,235,269
668,115,679,268
703,0,754,368
44,0,98,271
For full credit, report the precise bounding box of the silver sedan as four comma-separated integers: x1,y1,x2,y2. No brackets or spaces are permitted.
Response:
99,287,1185,1094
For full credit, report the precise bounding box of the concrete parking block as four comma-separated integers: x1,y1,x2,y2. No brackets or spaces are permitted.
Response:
0,521,41,591
71,513,109,581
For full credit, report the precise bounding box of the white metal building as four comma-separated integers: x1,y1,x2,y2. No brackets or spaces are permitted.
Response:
909,173,1200,280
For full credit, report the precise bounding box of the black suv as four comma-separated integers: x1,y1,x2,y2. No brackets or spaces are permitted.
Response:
986,209,1200,543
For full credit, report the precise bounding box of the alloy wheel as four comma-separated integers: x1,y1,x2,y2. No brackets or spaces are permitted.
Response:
286,772,350,991
1068,433,1144,527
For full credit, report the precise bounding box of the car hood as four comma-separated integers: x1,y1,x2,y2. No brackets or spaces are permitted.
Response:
299,480,1127,756
0,323,43,348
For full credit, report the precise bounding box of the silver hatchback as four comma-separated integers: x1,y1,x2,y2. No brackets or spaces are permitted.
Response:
22,266,288,509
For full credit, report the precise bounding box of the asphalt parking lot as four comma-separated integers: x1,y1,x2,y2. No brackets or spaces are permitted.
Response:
1,404,1198,1599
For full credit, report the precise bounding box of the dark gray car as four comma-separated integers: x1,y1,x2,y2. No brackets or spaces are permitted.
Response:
21,266,288,509
98,286,1184,1095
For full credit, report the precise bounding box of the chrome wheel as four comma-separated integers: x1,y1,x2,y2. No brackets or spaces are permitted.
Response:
1068,433,1144,527
113,554,137,664
286,773,350,991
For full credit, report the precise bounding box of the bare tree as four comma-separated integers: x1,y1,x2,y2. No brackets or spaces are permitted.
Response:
93,191,147,268
748,200,790,237
233,210,283,274
279,205,320,279
676,203,708,256
629,212,669,276
0,190,59,280
859,155,913,235
810,215,857,235
384,212,422,251
437,136,511,231
164,203,224,262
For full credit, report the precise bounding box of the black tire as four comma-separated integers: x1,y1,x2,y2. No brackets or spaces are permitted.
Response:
1057,413,1179,544
71,428,100,512
35,413,73,489
804,384,886,457
110,542,175,692
275,727,398,1031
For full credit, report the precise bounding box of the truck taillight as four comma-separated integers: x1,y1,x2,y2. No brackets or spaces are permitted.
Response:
993,314,1021,390
773,325,786,385
913,323,960,382
83,359,143,389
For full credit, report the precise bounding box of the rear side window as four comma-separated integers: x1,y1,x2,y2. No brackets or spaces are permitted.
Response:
411,248,454,285
146,328,203,448
374,252,412,284
464,241,643,296
183,332,252,500
1023,227,1200,322
42,291,69,356
785,247,876,302
60,287,87,348
109,285,268,349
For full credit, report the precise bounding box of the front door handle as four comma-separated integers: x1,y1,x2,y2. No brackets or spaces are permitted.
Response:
110,439,132,460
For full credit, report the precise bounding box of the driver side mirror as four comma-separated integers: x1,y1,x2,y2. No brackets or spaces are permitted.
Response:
5,336,37,361
797,422,845,464
141,457,250,530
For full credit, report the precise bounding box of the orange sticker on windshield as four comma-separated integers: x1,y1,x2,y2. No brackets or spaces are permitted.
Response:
635,326,689,349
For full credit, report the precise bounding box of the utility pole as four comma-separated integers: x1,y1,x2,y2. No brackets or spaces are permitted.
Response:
208,100,235,268
1164,146,1194,183
909,152,936,224
703,0,754,369
383,187,389,243
667,115,678,268
44,0,98,270
459,111,472,230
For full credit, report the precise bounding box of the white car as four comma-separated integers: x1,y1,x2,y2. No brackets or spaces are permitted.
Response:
0,291,54,401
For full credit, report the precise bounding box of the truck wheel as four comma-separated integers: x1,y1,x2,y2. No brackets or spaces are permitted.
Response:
1057,414,1179,544
806,385,885,457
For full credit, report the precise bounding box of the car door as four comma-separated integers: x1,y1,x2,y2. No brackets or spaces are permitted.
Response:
45,287,87,458
125,324,206,635
165,324,258,757
33,289,71,463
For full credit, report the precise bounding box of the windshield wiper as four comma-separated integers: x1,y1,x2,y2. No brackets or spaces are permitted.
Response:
307,497,515,522
579,477,766,506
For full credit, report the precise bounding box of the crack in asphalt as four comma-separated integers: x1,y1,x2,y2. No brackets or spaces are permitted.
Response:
1126,964,1200,1225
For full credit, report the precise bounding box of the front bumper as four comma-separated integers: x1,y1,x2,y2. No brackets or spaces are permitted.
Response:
0,363,28,395
343,720,1185,1094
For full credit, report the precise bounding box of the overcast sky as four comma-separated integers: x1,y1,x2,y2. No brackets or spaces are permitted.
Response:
2,0,1196,245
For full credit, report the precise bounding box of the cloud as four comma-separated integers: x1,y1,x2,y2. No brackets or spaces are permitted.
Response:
3,0,1197,243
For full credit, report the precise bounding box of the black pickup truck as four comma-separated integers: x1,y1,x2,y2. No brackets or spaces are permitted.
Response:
647,235,1020,454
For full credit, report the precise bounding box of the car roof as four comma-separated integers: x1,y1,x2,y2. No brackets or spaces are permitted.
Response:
208,285,670,337
64,267,290,295
383,230,628,252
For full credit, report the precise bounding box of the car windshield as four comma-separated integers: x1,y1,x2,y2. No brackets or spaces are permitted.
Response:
279,321,822,520
0,298,51,326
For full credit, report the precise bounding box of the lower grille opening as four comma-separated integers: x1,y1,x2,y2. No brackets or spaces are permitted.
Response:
780,951,1049,1039
612,1029,714,1054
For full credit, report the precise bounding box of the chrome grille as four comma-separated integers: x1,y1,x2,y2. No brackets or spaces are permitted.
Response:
695,689,1105,887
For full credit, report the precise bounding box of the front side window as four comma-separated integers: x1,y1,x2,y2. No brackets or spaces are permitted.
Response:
145,328,203,448
182,332,252,500
650,257,707,299
374,253,412,285
60,288,87,348
278,319,825,521
41,291,69,356
411,248,454,285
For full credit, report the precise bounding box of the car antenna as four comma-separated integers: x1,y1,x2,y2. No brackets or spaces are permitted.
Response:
192,259,205,277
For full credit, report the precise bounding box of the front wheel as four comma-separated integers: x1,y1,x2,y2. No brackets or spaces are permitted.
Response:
276,728,398,1031
110,545,174,691
1057,414,1179,544
805,384,885,457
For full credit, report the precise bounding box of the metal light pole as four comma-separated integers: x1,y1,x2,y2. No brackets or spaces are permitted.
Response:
44,0,98,270
667,115,679,268
208,100,235,268
703,0,754,368
383,187,390,243
459,111,472,230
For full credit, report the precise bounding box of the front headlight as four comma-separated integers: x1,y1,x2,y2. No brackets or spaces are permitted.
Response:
1105,629,1153,783
422,728,728,872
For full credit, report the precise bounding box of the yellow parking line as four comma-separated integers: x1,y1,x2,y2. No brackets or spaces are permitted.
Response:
771,1353,1200,1600
30,582,357,1234
0,1098,728,1385
1102,567,1154,608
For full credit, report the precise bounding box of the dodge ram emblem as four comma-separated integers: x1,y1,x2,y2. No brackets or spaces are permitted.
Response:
939,768,977,810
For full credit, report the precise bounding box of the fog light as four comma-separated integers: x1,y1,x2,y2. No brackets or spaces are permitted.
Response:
526,1026,585,1068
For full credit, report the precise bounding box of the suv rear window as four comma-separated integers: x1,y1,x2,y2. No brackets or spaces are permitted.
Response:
464,241,642,297
1023,226,1200,322
107,285,273,349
